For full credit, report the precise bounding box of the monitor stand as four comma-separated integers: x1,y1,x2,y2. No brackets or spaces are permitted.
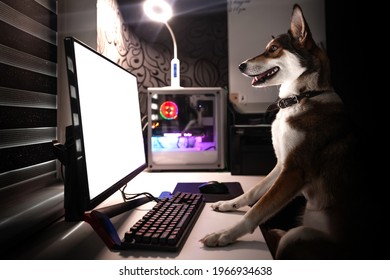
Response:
83,197,151,250
52,125,152,250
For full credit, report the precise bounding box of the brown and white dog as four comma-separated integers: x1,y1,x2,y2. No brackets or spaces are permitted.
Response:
200,4,368,259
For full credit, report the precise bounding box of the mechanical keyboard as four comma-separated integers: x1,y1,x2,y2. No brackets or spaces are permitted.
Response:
121,192,205,251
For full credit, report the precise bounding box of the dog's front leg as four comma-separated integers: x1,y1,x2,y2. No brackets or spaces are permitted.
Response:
210,163,282,212
200,166,304,247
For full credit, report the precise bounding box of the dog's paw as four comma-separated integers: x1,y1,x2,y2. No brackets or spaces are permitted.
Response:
210,200,238,212
200,231,235,247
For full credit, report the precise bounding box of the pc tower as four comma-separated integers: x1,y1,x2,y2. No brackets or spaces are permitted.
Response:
147,87,226,170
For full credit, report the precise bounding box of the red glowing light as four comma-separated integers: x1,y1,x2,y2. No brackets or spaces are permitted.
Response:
160,101,178,120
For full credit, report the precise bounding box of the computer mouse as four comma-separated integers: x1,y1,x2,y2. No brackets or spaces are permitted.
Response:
198,181,229,194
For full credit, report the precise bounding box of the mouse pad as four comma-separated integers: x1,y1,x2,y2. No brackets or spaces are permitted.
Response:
173,182,244,202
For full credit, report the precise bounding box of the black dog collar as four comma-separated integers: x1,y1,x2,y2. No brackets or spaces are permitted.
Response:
266,90,326,112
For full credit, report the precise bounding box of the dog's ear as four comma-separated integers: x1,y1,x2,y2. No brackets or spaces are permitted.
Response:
290,4,313,47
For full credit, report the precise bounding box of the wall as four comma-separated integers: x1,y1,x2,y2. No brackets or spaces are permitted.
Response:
97,0,228,116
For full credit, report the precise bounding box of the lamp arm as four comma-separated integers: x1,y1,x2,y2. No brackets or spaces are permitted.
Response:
164,22,180,87
165,22,177,59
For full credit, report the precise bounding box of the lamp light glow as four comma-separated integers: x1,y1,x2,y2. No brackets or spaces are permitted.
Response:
143,0,181,88
143,0,172,23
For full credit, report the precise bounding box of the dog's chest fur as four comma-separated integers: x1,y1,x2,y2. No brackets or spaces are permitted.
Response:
270,92,350,210
271,105,305,163
271,92,343,163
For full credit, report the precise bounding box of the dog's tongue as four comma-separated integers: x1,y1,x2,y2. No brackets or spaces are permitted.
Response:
251,67,279,86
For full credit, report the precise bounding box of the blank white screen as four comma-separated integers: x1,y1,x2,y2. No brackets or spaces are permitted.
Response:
73,41,146,201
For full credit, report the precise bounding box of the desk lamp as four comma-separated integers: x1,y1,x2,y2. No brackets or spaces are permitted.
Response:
143,0,181,88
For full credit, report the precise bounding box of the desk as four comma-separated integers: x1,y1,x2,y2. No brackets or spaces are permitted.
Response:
18,171,272,260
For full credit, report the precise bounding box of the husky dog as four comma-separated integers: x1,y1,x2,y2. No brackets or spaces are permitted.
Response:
200,4,369,259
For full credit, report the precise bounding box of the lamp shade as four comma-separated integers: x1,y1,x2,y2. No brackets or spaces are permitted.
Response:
143,0,172,23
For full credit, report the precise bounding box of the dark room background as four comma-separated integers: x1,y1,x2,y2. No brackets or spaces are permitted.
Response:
0,0,380,257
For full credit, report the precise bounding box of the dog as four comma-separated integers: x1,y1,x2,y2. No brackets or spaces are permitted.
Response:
200,4,370,259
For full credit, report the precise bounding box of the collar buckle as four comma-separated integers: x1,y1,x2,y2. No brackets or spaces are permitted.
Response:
277,95,299,109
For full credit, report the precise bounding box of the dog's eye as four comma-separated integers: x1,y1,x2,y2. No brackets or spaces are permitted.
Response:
269,45,278,53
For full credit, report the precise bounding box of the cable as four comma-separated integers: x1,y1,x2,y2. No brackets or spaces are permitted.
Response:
120,184,160,203
142,121,148,131
60,163,65,182
141,115,148,123
141,114,148,131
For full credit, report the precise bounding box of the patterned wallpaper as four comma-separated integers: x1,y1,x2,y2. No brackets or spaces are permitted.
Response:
97,0,228,116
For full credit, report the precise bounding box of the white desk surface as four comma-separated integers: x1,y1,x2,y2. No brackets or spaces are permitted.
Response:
18,171,272,260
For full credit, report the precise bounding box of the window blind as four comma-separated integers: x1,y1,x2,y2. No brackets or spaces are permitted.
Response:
0,0,63,256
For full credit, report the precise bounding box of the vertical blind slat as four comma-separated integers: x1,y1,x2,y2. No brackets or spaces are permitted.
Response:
0,0,58,186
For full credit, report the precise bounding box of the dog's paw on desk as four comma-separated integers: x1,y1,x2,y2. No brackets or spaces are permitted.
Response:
199,230,235,247
210,199,239,212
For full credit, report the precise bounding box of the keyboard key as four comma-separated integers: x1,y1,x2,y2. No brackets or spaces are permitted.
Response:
121,192,205,251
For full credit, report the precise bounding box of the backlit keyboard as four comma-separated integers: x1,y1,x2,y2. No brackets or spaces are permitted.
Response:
121,192,205,251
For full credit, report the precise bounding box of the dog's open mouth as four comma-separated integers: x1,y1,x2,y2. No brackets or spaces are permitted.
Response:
251,67,279,86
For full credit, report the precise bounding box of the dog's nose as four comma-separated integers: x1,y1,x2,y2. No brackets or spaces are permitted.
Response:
238,62,247,72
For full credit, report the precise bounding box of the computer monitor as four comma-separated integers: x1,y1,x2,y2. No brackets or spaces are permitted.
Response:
59,37,148,221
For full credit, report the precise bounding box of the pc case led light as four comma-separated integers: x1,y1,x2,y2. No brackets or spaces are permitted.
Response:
147,87,226,170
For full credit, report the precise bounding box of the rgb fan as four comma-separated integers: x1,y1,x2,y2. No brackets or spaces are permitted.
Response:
160,101,178,120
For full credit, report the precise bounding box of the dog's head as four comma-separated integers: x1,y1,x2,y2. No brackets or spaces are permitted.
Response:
239,4,329,92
